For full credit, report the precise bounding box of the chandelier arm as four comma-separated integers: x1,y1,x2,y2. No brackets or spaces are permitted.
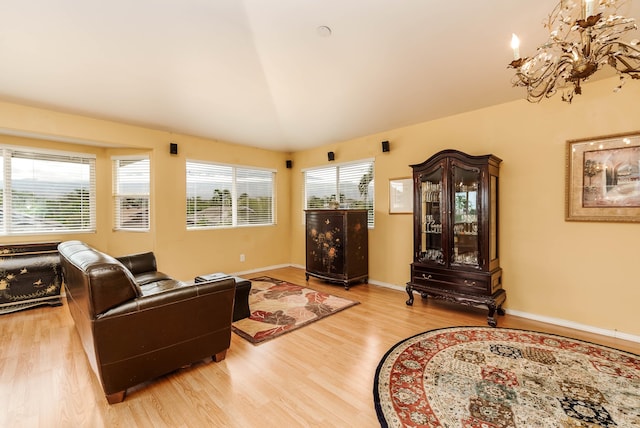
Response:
514,56,576,102
510,0,639,102
609,1,629,16
513,63,556,89
594,21,638,44
543,2,564,31
514,51,574,86
614,41,640,58
592,42,640,72
592,42,615,60
615,55,640,73
512,70,550,102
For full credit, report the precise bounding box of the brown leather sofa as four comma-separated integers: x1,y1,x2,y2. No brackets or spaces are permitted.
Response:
58,240,235,404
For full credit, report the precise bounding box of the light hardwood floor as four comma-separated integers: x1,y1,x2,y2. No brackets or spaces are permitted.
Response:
1,266,638,427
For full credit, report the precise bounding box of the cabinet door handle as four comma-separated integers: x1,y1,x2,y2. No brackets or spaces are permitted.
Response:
464,280,476,286
422,274,432,279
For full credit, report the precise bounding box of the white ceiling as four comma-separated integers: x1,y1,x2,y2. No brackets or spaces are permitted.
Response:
1,0,639,151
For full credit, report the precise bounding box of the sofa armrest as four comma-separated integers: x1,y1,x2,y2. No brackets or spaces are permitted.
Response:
91,277,236,394
59,241,143,318
116,252,157,276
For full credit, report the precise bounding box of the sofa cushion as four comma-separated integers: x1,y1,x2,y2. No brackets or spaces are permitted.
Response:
138,278,186,296
133,271,173,286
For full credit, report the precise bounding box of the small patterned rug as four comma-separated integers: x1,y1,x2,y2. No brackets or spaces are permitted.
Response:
373,326,640,427
232,276,359,345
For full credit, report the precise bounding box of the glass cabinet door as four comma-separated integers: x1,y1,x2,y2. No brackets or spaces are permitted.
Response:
452,164,480,267
419,167,444,264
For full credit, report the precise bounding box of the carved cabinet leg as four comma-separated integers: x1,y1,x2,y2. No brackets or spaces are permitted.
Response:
405,285,414,306
487,305,498,328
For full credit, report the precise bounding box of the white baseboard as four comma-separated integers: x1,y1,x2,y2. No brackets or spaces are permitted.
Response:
289,264,407,291
245,265,640,344
367,279,405,291
371,281,640,344
505,309,640,344
232,264,292,278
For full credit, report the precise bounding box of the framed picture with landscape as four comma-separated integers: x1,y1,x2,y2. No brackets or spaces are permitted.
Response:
389,177,413,214
566,131,640,222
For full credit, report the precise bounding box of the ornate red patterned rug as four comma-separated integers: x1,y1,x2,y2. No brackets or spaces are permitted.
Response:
374,326,640,427
232,276,359,344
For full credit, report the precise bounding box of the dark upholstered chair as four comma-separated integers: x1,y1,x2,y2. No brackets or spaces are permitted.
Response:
58,241,236,404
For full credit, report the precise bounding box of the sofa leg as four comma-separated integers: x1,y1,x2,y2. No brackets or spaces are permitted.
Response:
106,391,126,404
213,350,227,362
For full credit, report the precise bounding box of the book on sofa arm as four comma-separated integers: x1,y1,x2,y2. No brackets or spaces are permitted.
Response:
195,272,232,283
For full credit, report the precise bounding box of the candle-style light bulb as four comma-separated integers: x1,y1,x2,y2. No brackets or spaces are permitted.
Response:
511,34,520,60
585,0,595,16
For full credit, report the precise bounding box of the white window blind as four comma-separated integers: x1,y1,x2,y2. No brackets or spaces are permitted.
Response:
113,156,150,231
236,168,274,225
304,160,375,227
305,167,337,209
0,152,4,232
1,146,96,235
186,161,274,229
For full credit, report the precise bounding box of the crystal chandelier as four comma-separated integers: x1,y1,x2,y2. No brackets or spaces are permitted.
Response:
509,0,640,103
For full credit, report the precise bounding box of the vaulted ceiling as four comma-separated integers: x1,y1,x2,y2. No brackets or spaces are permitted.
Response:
1,1,639,151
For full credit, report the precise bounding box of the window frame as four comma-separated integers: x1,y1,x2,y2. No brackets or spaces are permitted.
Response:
0,145,96,236
186,159,276,230
303,158,375,228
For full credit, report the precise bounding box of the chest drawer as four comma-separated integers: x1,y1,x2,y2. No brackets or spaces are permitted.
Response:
411,264,500,295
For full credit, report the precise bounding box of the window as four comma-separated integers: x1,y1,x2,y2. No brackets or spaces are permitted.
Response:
186,160,275,229
304,160,375,227
113,156,150,231
1,146,96,235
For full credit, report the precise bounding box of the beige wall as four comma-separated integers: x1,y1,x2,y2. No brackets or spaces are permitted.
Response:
0,101,292,281
1,76,638,337
290,76,640,337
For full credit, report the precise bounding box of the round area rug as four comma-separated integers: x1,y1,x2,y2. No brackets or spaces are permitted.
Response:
373,326,640,427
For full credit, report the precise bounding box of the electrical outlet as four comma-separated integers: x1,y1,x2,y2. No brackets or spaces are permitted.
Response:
240,254,245,262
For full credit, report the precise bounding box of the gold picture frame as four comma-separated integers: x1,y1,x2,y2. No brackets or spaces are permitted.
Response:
389,177,413,214
566,131,640,222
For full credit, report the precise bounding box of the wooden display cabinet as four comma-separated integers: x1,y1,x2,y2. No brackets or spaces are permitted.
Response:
305,209,368,290
406,150,506,326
